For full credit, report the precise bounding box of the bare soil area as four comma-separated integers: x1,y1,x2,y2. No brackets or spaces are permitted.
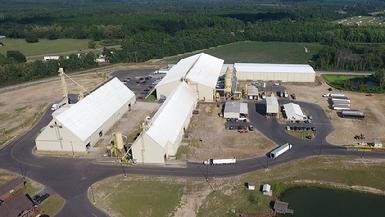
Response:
285,75,385,146
180,103,275,161
92,102,160,158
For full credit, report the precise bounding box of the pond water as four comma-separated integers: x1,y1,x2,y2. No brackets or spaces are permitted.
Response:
280,186,385,217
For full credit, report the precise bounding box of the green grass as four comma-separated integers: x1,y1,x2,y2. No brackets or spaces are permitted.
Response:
162,41,323,64
198,156,385,217
92,176,184,217
0,39,91,57
287,130,314,140
39,194,66,216
323,74,354,83
323,74,384,93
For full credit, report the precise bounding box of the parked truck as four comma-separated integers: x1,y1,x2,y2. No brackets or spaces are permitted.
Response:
203,158,236,165
269,143,292,159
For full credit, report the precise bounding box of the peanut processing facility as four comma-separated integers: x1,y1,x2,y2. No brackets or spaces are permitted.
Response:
35,78,136,153
156,53,224,102
234,63,315,82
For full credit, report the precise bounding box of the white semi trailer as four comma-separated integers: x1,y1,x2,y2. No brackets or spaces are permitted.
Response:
203,158,236,165
269,143,292,159
323,93,345,98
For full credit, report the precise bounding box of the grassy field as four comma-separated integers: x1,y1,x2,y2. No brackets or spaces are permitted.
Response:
91,156,385,217
91,176,184,217
161,41,323,64
323,74,354,83
336,16,385,26
0,39,91,57
287,130,315,140
39,194,66,216
323,74,383,92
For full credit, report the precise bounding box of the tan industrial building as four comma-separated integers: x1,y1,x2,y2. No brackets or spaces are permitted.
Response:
234,63,315,82
35,78,136,153
156,53,224,102
131,82,197,164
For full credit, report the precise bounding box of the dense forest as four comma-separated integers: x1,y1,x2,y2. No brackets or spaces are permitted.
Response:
2,0,385,86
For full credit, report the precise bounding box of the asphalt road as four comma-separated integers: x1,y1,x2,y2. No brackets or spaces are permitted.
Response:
1,91,385,216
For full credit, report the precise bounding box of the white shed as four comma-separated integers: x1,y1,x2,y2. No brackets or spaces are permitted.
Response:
223,101,248,119
132,82,198,164
283,103,306,121
234,63,315,82
266,96,279,115
35,78,136,153
156,53,223,102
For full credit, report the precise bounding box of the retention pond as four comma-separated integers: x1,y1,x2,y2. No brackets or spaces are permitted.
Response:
280,186,385,217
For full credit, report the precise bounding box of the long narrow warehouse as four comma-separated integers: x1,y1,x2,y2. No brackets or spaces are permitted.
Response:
35,77,136,153
234,63,316,82
131,82,198,164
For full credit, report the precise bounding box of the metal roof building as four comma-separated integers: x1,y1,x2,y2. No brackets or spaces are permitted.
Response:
156,53,224,102
266,96,279,115
223,101,248,119
35,78,136,153
234,63,315,82
283,103,306,121
132,82,198,164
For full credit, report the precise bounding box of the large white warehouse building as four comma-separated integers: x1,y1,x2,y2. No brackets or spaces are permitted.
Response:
35,78,136,153
156,53,224,102
234,63,315,82
132,82,197,164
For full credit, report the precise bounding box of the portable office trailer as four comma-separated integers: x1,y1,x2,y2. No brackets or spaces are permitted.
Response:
340,110,365,119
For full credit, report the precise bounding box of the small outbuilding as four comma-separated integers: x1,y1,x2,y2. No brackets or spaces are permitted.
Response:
265,96,279,116
223,101,248,120
246,182,256,191
283,103,306,121
262,184,272,196
246,85,259,100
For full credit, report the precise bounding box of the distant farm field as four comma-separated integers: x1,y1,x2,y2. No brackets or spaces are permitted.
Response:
161,41,323,64
0,39,91,59
336,16,385,26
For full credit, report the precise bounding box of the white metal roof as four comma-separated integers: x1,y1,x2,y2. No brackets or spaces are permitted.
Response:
146,82,197,148
55,77,135,141
156,53,224,89
266,96,279,114
234,63,315,74
283,103,305,120
224,101,248,114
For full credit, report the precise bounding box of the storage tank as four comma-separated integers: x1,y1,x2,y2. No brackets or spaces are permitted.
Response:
224,65,233,96
114,132,124,150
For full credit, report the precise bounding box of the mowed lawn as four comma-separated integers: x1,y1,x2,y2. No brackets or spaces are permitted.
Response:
92,176,184,217
163,41,323,64
0,38,90,57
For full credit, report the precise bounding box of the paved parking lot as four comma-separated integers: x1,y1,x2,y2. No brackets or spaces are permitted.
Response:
111,68,164,99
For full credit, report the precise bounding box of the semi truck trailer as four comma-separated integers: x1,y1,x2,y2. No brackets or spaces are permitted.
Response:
269,143,292,159
203,158,236,165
